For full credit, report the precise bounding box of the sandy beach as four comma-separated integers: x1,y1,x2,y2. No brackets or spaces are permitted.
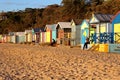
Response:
0,43,120,80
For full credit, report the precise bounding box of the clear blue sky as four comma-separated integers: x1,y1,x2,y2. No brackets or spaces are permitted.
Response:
0,0,62,12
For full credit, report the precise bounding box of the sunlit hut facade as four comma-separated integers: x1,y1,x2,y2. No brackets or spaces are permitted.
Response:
1,34,8,43
45,24,57,43
15,32,25,43
89,13,113,43
44,25,53,43
111,11,120,43
8,32,16,43
110,11,120,53
39,28,45,43
51,24,57,41
56,22,71,45
89,13,113,52
32,28,41,43
39,28,46,43
71,19,82,46
80,19,90,48
25,30,32,43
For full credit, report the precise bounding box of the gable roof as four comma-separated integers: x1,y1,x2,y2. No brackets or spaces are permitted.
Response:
33,27,44,33
57,22,71,28
51,24,57,30
15,32,25,36
110,11,120,22
94,13,113,22
81,19,89,29
45,24,57,31
45,24,53,30
8,32,16,36
25,30,32,34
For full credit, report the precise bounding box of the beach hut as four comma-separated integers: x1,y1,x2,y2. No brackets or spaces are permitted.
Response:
15,32,25,43
7,35,11,43
40,31,45,43
8,32,16,43
33,28,45,43
51,24,57,41
89,13,113,43
25,30,32,43
80,19,90,48
44,24,57,43
11,35,16,43
44,25,52,43
40,30,44,43
110,11,120,53
111,11,120,43
39,28,45,43
56,22,72,45
71,19,82,46
1,34,11,43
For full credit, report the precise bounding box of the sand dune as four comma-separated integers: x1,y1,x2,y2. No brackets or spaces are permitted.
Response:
0,43,120,80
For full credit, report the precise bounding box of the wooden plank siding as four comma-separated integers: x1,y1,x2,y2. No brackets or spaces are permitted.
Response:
70,19,82,46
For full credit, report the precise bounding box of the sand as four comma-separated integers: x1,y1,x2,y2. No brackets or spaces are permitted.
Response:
0,43,120,80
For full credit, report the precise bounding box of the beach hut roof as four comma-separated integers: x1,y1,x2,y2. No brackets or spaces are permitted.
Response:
94,13,113,22
25,30,32,33
33,28,44,32
110,11,120,22
15,32,25,36
45,24,57,31
57,22,72,28
51,24,57,30
8,32,15,36
45,24,53,30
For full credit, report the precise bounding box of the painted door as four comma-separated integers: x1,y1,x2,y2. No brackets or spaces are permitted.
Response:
52,31,56,41
40,32,43,43
42,32,44,43
20,36,25,43
28,33,32,42
114,24,120,43
46,31,50,43
36,33,40,43
81,28,89,44
76,25,80,45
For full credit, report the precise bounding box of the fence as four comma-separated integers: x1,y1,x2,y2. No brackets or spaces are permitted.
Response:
90,32,120,44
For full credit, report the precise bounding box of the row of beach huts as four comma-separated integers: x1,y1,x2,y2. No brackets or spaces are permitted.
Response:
1,11,120,53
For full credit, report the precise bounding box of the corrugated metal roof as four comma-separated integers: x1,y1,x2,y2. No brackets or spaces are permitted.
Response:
95,13,113,22
57,22,72,28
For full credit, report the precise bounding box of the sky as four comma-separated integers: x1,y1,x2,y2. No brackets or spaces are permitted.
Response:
0,0,62,12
